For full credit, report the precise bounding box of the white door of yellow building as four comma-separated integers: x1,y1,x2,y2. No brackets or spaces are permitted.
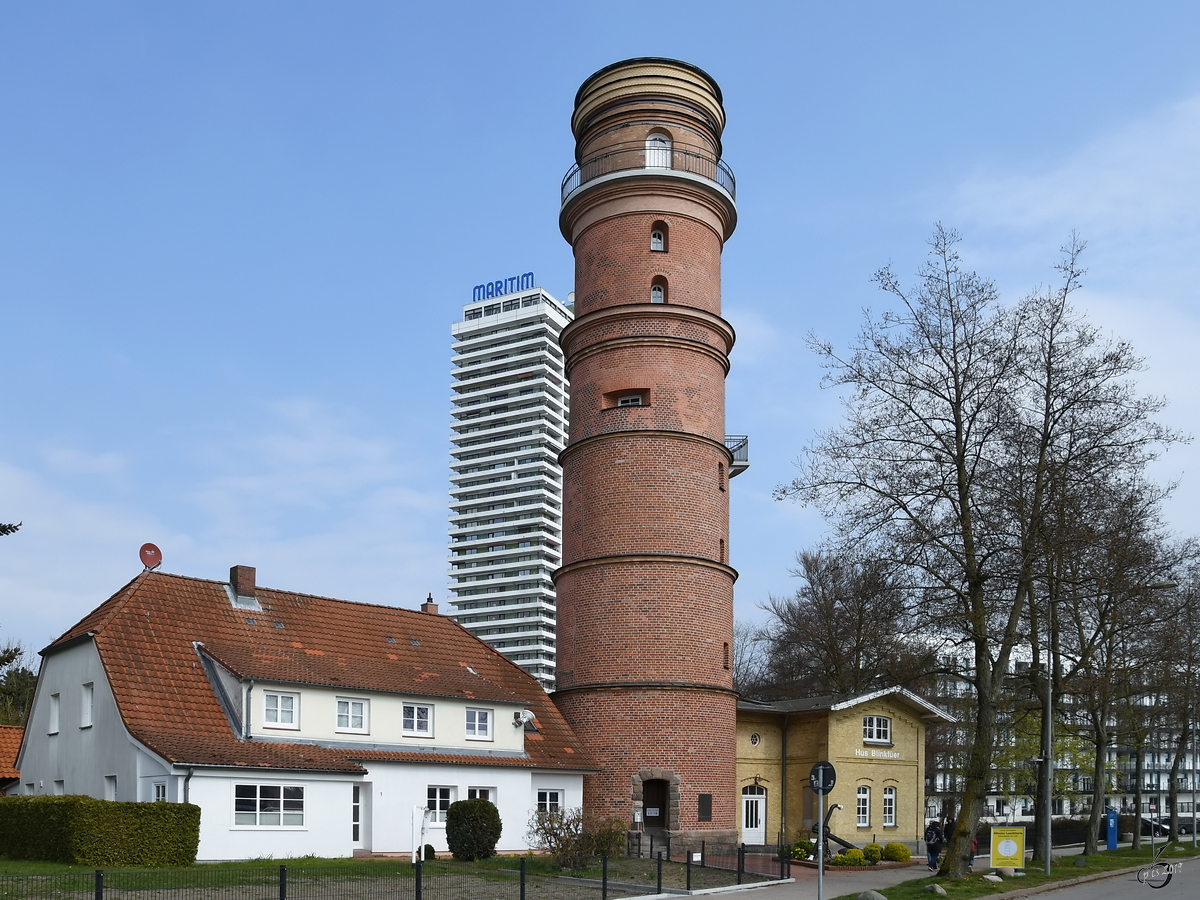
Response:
742,785,766,845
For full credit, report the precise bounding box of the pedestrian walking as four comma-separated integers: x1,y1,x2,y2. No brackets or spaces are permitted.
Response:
924,820,943,871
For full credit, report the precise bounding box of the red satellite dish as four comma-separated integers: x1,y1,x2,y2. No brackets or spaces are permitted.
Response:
140,543,163,570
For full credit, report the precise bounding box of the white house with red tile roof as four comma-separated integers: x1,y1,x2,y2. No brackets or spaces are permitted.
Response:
16,566,594,860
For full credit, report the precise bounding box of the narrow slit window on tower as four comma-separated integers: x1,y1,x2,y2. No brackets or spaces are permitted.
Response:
718,463,726,491
720,538,726,563
650,222,668,252
723,642,730,670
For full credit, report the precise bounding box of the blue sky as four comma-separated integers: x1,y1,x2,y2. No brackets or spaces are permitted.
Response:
3,2,1199,654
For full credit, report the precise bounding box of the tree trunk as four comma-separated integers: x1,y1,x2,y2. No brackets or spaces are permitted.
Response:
1085,716,1108,855
1169,728,1186,840
942,673,998,877
1133,740,1145,850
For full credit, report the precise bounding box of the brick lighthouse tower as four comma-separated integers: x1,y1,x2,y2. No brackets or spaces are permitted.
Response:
555,58,742,844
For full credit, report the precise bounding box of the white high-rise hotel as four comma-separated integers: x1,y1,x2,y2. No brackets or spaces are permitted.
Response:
447,278,572,690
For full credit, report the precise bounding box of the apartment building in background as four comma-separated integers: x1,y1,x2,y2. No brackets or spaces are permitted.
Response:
446,284,572,690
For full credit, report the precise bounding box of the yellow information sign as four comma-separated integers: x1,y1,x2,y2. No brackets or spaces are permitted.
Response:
990,827,1026,868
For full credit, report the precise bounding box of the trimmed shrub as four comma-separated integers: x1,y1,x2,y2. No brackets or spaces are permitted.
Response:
883,841,911,862
863,842,883,864
832,848,866,866
424,844,436,861
445,798,503,861
0,796,200,866
790,839,814,860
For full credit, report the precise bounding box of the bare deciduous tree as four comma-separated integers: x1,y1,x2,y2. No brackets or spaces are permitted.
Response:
777,226,1183,876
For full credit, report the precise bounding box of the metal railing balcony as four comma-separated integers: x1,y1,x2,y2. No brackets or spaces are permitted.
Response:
725,435,749,477
561,141,735,204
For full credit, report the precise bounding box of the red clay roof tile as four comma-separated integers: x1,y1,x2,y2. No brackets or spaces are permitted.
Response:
0,726,22,779
45,571,595,774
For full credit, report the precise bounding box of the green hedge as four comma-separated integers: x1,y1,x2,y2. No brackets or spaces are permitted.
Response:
0,796,200,866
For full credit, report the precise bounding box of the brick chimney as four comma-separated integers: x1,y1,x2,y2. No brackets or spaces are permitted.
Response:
420,593,438,614
230,565,256,599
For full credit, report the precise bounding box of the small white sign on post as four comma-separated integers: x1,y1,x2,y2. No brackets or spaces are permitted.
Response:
692,852,702,862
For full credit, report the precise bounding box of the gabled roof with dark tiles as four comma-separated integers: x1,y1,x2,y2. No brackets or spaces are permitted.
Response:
0,726,22,779
44,570,595,774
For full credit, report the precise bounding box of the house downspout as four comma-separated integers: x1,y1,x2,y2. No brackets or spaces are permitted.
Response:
243,679,255,740
184,767,194,804
780,712,789,844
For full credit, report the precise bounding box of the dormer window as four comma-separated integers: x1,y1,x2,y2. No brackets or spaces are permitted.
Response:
863,715,891,744
264,692,300,730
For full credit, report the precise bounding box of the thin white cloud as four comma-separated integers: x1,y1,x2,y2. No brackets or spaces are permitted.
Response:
951,92,1200,294
946,91,1200,541
0,399,447,657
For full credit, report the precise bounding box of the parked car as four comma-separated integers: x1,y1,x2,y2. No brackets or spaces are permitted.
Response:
1140,816,1171,836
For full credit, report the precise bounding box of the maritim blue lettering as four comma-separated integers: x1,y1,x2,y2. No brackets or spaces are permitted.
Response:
473,272,535,301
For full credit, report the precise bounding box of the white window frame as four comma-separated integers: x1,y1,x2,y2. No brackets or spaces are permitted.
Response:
857,786,870,827
48,693,60,734
883,785,896,827
465,708,492,740
234,783,305,828
154,782,168,803
537,789,562,813
617,394,643,407
863,715,891,744
404,703,433,737
427,785,455,824
650,284,665,304
263,691,300,730
81,683,94,728
468,786,496,803
336,697,369,734
650,229,665,251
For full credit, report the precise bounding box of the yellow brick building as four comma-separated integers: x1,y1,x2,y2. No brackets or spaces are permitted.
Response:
736,688,954,847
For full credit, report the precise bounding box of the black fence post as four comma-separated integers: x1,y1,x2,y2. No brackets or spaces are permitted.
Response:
737,843,745,884
94,870,103,900
415,860,422,900
602,853,608,900
701,839,706,867
649,833,654,859
637,832,642,858
686,852,692,891
656,852,663,894
519,856,526,900
279,865,287,900
666,833,671,861
779,843,785,879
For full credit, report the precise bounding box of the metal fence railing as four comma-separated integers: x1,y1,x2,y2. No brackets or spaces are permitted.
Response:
561,141,736,204
0,854,787,900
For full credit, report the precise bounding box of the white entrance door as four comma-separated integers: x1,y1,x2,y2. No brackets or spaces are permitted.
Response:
742,785,766,844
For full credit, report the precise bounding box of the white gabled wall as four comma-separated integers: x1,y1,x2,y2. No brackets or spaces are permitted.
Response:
17,640,141,801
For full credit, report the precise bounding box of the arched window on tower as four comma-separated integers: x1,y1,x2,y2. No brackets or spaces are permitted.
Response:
650,277,667,304
651,221,668,252
645,132,672,169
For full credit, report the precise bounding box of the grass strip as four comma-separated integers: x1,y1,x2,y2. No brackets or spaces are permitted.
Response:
831,843,1199,900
